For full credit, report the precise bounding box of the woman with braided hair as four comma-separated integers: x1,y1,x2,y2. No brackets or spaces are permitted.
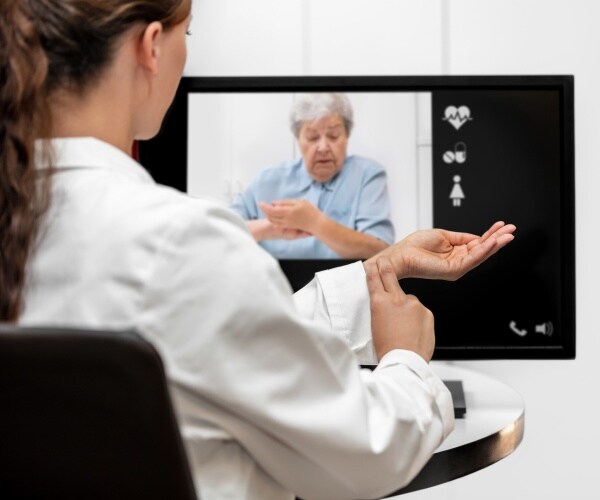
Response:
0,1,515,498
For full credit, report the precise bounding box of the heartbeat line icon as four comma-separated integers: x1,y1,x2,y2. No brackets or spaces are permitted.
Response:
443,105,473,130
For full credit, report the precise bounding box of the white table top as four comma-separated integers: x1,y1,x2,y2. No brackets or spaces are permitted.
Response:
387,362,525,497
432,362,524,452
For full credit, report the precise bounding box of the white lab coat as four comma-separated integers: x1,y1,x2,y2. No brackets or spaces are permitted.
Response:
21,137,454,500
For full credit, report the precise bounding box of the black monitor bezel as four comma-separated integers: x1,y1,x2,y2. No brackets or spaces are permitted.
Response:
138,75,575,360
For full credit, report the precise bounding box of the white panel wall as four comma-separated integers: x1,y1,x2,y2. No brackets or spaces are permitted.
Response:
184,0,597,498
304,0,444,75
185,0,444,77
184,0,305,76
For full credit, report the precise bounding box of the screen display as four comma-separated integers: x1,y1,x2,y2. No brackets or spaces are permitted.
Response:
139,76,575,359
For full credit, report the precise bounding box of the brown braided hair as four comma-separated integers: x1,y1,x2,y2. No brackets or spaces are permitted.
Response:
0,0,191,321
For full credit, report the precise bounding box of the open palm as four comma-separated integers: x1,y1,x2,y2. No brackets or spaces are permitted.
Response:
368,221,516,280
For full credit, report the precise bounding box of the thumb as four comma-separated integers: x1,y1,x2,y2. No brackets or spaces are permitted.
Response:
258,202,275,214
377,256,407,297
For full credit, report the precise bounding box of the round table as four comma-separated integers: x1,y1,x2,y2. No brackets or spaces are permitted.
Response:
387,362,525,497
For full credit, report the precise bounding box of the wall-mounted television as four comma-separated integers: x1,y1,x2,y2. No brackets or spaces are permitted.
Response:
138,75,575,360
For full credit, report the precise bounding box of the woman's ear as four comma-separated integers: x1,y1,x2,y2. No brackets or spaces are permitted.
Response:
137,21,164,75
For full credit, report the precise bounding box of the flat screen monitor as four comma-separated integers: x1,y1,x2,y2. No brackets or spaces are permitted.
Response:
138,75,575,360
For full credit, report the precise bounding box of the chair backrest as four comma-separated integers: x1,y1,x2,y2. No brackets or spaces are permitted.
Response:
0,325,197,500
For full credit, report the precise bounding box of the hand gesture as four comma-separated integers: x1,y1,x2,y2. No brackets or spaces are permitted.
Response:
368,221,516,280
259,200,323,233
366,256,435,362
247,219,311,241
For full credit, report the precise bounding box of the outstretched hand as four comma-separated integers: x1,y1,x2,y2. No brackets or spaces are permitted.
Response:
366,221,516,281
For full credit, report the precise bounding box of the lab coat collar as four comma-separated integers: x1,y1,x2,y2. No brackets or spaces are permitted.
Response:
35,137,154,184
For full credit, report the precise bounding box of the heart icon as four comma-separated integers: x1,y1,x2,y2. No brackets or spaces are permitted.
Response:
443,105,473,130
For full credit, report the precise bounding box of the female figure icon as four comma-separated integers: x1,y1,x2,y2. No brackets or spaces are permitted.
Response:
450,175,465,207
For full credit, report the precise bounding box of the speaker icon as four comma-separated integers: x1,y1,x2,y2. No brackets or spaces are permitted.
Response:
535,322,554,337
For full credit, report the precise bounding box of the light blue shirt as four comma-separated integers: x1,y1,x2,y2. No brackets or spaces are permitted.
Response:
230,155,395,258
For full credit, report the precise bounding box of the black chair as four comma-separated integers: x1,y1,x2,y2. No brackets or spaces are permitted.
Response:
0,325,197,499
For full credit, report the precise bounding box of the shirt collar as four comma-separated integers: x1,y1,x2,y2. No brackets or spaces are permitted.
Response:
295,157,345,192
35,137,154,184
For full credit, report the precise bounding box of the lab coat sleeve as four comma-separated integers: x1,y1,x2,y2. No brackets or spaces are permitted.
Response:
293,261,377,364
139,201,454,500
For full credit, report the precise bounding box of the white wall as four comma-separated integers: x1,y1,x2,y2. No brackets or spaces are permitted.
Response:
185,1,599,498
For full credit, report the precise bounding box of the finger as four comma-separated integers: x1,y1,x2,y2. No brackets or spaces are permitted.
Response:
468,222,516,251
480,221,506,242
443,221,510,249
439,229,480,246
494,223,516,238
281,228,299,240
287,228,310,238
271,199,295,207
364,260,385,296
271,222,286,235
462,232,510,270
469,233,498,260
377,256,407,298
465,221,512,251
262,211,278,222
258,202,275,215
267,217,287,228
261,204,286,220
489,232,515,253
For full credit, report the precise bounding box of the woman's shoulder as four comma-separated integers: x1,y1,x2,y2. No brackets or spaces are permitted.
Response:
252,158,303,181
135,184,293,298
80,174,252,259
134,182,251,240
341,156,387,184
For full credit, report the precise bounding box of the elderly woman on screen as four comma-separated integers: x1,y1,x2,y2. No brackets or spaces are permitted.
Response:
230,93,395,259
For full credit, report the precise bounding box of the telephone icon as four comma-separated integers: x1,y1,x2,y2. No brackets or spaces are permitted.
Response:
509,321,527,337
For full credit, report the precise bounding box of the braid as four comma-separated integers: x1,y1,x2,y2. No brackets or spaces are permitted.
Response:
0,0,190,321
0,0,51,321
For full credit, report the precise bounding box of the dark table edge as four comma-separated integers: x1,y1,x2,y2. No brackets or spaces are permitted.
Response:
388,409,525,496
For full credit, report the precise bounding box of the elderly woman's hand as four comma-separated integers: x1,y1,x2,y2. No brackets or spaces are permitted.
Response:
258,200,323,234
246,219,311,241
365,221,516,281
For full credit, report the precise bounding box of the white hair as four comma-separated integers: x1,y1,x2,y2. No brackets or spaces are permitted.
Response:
289,93,354,138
